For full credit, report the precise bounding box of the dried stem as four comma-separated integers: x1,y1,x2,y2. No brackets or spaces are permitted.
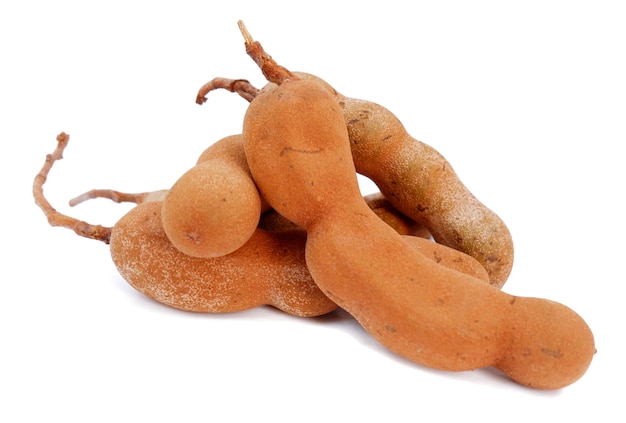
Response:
69,189,168,206
195,77,260,105
33,133,112,244
237,20,295,85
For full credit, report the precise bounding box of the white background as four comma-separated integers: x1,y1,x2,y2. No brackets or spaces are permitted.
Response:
2,1,625,421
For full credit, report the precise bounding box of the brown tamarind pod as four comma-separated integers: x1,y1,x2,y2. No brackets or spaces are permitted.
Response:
238,22,594,389
111,201,337,316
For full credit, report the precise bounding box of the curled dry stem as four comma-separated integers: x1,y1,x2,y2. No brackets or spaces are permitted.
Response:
237,20,294,85
195,77,260,105
195,21,294,105
33,132,112,244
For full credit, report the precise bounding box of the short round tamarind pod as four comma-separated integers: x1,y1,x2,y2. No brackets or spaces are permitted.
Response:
161,147,262,258
241,72,594,390
111,201,337,317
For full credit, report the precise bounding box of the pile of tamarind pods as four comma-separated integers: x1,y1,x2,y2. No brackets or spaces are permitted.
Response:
34,21,595,390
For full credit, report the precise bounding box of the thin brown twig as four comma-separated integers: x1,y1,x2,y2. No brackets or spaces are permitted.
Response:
237,20,295,85
33,133,113,244
195,77,260,105
69,189,167,206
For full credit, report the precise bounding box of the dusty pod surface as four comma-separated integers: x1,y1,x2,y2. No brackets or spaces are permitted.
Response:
195,133,272,213
111,201,338,316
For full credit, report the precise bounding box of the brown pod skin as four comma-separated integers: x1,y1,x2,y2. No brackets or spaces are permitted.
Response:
196,134,248,165
196,134,271,213
363,192,430,239
111,201,337,317
406,235,489,282
242,76,594,389
161,134,268,259
161,158,262,258
273,72,513,289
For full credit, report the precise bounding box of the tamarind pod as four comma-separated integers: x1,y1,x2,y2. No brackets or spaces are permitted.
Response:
241,67,594,389
161,158,262,259
161,133,272,259
110,201,337,317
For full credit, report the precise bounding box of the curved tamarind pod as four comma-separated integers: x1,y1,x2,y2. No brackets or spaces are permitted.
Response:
242,74,594,390
238,23,594,389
